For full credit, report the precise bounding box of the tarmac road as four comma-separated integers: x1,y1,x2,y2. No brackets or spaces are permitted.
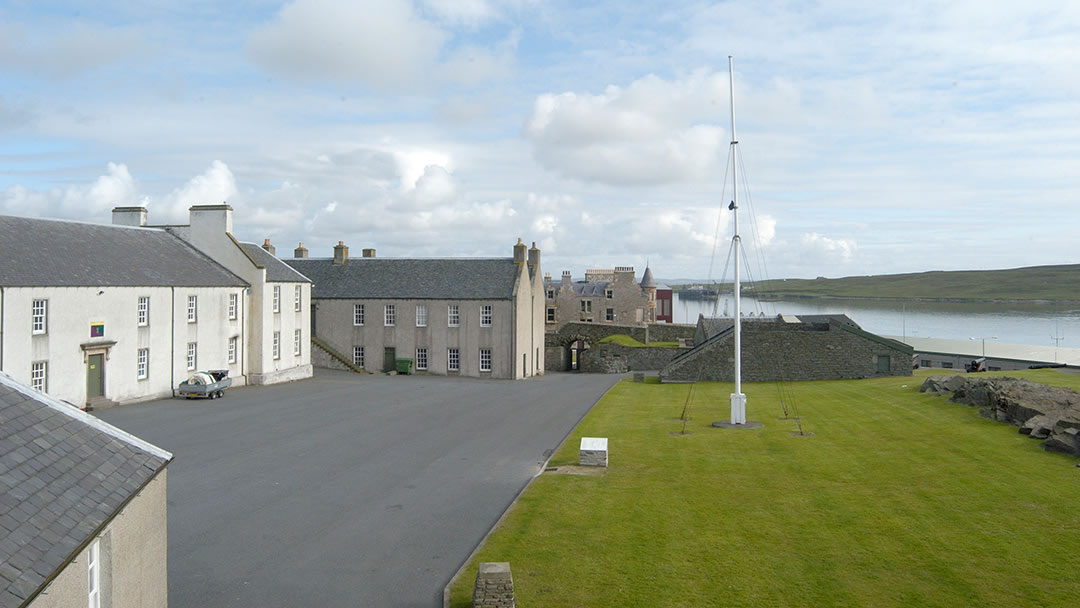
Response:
97,370,619,607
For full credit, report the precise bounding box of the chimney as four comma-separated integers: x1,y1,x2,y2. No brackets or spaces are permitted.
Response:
333,241,349,265
294,242,309,258
528,241,540,273
561,270,572,286
189,204,233,235
513,238,527,265
362,248,376,258
262,238,276,255
112,206,147,227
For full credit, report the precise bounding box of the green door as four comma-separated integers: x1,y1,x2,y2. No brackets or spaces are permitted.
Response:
383,347,396,372
87,354,105,399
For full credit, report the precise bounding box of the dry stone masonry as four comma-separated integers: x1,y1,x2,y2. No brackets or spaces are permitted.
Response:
580,437,608,467
473,562,515,608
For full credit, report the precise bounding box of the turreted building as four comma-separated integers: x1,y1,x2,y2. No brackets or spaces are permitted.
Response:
543,265,661,330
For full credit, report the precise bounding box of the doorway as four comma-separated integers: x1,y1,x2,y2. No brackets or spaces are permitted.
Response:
87,354,105,399
383,347,396,372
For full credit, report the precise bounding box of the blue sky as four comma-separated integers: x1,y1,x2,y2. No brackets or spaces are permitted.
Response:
2,0,1078,281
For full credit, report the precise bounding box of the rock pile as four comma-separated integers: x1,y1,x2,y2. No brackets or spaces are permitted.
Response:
920,375,1080,457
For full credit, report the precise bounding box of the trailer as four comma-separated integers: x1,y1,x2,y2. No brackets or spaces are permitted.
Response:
177,369,232,399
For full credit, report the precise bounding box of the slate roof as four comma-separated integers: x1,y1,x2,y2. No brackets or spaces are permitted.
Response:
285,258,520,300
573,282,611,297
237,242,311,283
640,266,656,288
0,372,171,607
0,215,247,288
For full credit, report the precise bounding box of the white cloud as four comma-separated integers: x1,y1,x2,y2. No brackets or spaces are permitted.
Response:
0,162,139,219
155,161,239,223
524,71,730,185
0,22,145,79
800,232,856,263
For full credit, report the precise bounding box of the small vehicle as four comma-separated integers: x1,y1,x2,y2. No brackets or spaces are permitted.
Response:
177,369,232,399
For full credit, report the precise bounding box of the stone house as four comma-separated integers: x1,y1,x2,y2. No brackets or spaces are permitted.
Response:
0,206,312,408
286,239,545,379
660,313,913,382
0,370,172,608
544,265,658,330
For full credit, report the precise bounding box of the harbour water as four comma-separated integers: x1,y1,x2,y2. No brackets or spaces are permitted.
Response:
673,293,1080,349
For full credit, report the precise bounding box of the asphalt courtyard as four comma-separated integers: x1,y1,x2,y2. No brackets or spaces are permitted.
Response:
97,369,620,607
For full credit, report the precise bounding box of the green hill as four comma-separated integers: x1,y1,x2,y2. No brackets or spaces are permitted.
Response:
747,264,1080,302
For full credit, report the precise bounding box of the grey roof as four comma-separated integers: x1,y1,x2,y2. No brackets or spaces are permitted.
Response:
0,372,171,607
238,242,311,283
640,266,656,288
0,215,247,288
794,314,861,328
285,257,520,300
573,282,611,297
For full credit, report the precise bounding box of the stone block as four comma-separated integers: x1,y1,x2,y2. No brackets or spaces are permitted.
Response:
580,436,608,467
473,562,515,608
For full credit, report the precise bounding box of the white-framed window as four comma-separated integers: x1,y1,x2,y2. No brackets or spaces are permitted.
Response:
448,304,460,327
415,348,428,370
88,538,100,608
480,348,492,372
606,308,615,322
353,346,364,367
294,284,302,312
187,295,197,323
546,307,556,323
606,288,614,299
448,348,459,371
228,336,237,363
354,303,365,326
187,342,197,370
137,348,149,380
273,331,281,359
30,361,46,392
294,329,302,356
228,293,238,320
546,289,554,299
31,299,47,334
481,305,493,327
416,304,427,327
580,300,592,313
137,296,150,326
384,304,395,326
273,285,281,313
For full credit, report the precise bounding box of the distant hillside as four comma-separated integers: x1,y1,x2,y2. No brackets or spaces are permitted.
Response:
748,264,1080,303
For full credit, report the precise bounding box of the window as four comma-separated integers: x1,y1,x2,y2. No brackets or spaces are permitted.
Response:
229,337,237,363
88,539,100,608
187,343,197,370
228,293,238,320
273,285,281,313
137,296,149,326
547,307,556,323
137,348,148,380
580,300,592,313
480,348,492,372
354,303,365,326
384,304,395,326
876,355,891,372
920,359,931,368
416,304,427,327
415,348,428,370
294,329,302,356
448,304,459,327
546,289,554,299
448,348,459,371
942,361,954,369
187,295,197,323
31,299,47,334
273,331,281,359
606,288,613,299
30,361,46,392
606,308,614,322
353,346,365,367
481,305,493,327
294,285,302,312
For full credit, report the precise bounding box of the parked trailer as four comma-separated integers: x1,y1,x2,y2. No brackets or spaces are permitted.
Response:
177,369,232,399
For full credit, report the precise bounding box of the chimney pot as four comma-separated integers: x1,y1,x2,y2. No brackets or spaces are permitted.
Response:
261,238,276,255
294,242,309,258
362,248,376,258
333,241,349,265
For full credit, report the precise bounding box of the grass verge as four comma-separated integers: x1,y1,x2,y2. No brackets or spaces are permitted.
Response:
596,334,680,348
449,369,1080,607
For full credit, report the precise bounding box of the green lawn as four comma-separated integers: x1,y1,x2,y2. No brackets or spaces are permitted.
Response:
450,369,1080,607
596,334,680,348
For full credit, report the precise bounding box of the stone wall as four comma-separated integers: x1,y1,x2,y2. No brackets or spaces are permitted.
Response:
661,321,912,382
579,343,685,373
473,562,515,608
311,339,357,372
644,322,696,343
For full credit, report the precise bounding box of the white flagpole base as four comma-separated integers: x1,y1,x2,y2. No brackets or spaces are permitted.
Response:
730,392,747,425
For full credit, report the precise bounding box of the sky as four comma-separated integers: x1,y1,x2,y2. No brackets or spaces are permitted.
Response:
2,1,1079,282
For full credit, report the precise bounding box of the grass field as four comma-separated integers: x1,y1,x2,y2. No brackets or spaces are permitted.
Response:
449,369,1080,607
744,264,1080,302
596,334,680,348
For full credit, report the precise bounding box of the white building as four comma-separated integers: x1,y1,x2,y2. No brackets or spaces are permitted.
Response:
0,205,312,408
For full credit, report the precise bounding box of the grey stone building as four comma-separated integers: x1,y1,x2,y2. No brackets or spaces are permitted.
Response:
660,313,913,382
543,265,657,330
286,239,545,379
0,370,172,608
